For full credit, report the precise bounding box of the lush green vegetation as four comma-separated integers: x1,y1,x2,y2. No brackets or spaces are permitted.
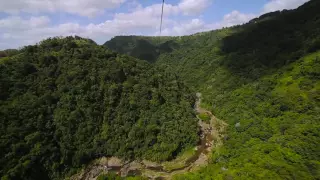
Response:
162,147,196,172
197,113,210,122
1,0,320,180
172,50,320,180
104,1,320,179
0,36,198,180
97,173,122,180
167,1,320,179
0,49,20,58
104,36,178,63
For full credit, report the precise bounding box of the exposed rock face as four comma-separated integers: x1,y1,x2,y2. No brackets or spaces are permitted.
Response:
107,157,123,167
142,160,162,168
235,122,241,127
120,161,143,177
70,158,109,180
99,157,108,166
81,166,105,180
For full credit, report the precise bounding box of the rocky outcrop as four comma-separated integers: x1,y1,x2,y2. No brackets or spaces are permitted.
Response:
120,161,143,176
107,157,123,167
142,160,162,169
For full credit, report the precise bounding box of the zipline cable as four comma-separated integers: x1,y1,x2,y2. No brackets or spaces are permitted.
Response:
160,0,165,36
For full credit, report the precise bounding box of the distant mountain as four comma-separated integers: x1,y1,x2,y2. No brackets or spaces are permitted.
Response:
103,36,179,63
0,49,20,58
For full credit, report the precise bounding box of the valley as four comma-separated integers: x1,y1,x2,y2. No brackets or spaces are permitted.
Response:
0,1,319,180
72,93,227,180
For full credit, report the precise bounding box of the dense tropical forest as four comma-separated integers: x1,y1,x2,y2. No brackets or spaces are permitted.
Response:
105,0,320,179
1,0,320,180
0,37,198,179
104,36,178,63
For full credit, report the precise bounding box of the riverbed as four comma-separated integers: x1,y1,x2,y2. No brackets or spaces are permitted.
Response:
72,93,227,180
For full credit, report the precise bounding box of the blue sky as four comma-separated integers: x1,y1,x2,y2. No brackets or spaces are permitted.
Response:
0,0,310,49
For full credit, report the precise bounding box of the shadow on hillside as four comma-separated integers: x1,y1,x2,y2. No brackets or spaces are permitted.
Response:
219,0,320,80
130,40,179,63
105,37,179,63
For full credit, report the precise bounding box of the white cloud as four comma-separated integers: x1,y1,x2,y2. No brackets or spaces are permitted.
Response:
0,0,311,50
160,19,206,36
178,0,211,15
0,0,126,17
0,13,164,49
0,16,85,49
0,0,211,17
159,11,255,36
263,0,310,13
0,16,50,31
213,10,256,28
126,0,142,12
87,0,211,37
113,4,177,28
173,19,206,34
114,0,211,21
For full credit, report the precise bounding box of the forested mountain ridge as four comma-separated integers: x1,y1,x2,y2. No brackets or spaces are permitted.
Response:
105,0,320,69
103,36,178,63
0,49,20,58
103,0,320,179
0,36,199,179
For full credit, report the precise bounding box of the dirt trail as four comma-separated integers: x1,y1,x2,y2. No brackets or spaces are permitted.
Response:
71,93,227,180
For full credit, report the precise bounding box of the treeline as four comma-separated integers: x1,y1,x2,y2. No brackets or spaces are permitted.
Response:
0,36,198,179
0,49,20,58
104,36,179,63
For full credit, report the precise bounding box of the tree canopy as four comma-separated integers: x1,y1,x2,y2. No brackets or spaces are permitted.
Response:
0,36,198,180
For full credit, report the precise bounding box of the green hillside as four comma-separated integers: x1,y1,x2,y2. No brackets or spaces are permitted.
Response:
173,50,320,179
103,0,320,179
104,36,178,63
0,49,20,58
0,37,198,179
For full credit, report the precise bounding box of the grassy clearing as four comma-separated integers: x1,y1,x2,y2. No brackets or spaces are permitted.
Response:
162,148,196,172
0,57,9,64
197,113,211,122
